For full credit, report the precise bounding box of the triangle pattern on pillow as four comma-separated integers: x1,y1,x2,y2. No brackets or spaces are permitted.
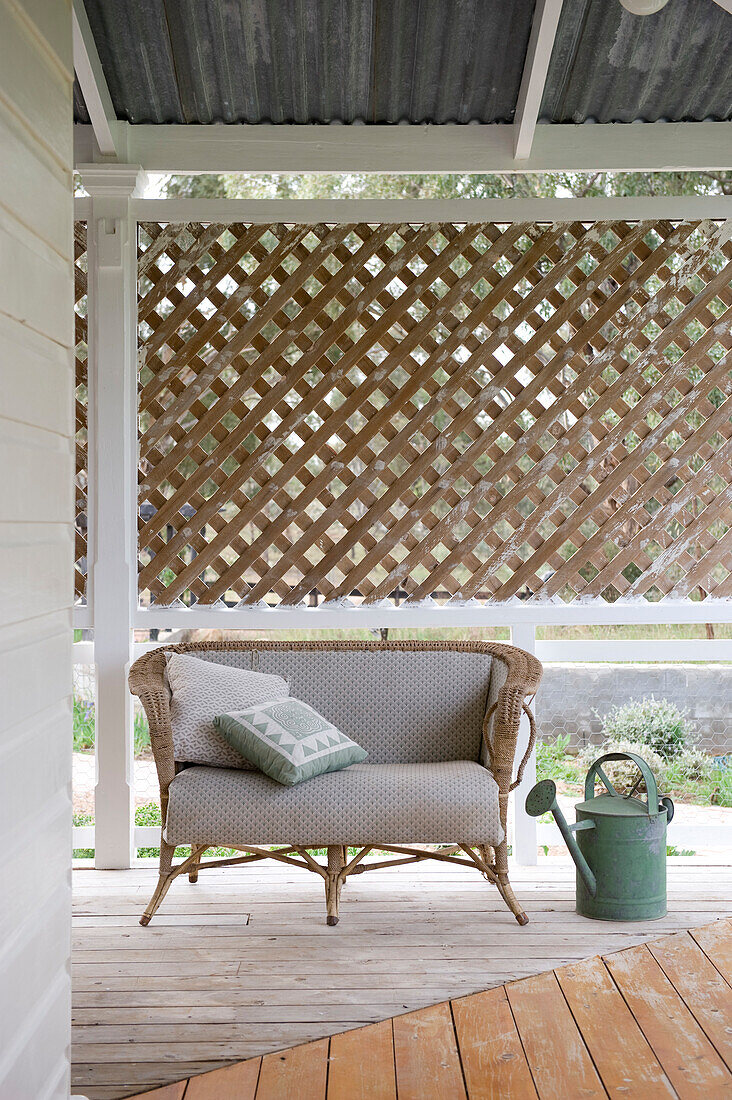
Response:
215,696,368,785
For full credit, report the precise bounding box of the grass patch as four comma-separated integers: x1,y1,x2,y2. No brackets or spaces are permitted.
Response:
536,733,582,785
73,697,151,757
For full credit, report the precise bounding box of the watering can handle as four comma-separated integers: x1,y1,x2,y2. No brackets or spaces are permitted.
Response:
584,752,659,815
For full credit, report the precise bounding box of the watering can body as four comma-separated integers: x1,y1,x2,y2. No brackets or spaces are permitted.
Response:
526,752,674,921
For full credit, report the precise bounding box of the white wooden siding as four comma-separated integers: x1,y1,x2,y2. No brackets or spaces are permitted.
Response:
0,1,74,1098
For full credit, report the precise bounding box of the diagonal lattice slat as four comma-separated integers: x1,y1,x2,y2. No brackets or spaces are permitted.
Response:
137,220,732,608
74,222,88,603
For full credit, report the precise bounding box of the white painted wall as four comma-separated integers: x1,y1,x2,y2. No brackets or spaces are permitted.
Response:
0,1,74,1098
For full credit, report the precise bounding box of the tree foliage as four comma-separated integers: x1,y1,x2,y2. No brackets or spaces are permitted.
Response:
162,169,732,200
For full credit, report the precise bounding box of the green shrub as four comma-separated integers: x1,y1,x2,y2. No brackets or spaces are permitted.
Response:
672,747,716,784
596,696,693,759
134,710,151,755
536,734,581,784
663,751,732,806
72,811,94,858
578,739,667,794
134,801,185,858
580,734,731,808
134,802,237,859
72,695,152,757
72,695,95,752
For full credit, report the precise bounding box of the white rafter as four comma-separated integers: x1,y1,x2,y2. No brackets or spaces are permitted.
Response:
513,0,564,161
73,120,732,174
72,0,120,159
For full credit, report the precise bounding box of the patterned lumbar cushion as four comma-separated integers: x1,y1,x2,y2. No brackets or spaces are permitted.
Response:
214,698,368,786
166,652,289,769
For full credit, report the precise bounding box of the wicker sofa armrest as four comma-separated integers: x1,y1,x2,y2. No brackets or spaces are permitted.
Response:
477,641,543,800
129,648,176,805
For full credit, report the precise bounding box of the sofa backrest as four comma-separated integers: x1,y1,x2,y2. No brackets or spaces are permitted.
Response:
187,646,493,764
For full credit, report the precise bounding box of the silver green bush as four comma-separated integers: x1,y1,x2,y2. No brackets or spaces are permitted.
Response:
595,696,693,759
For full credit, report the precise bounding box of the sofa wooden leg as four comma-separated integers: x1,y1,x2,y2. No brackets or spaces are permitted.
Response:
188,849,202,883
159,837,176,877
477,844,495,879
325,875,342,925
140,844,207,926
497,872,529,926
140,870,176,926
325,845,346,926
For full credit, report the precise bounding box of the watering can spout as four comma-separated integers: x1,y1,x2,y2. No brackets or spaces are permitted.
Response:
525,780,597,897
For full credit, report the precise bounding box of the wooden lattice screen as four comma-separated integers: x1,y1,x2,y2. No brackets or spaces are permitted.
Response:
74,222,88,603
136,219,732,608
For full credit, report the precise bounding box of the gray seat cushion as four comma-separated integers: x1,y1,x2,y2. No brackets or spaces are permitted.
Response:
164,761,504,848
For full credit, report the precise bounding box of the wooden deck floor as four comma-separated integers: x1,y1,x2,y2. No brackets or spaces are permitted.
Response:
72,859,732,1099
130,918,732,1099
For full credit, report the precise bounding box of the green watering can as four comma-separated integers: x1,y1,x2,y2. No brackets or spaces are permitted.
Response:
526,752,674,921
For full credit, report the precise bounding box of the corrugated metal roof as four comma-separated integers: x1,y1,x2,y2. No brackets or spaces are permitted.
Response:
74,0,536,125
541,0,732,124
73,0,732,129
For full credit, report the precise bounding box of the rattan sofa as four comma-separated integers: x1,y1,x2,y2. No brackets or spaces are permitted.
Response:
129,640,542,926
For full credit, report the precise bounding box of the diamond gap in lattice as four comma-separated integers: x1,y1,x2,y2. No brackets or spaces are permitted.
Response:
136,221,732,608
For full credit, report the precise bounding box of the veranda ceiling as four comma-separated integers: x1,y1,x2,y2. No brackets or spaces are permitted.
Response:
73,0,732,129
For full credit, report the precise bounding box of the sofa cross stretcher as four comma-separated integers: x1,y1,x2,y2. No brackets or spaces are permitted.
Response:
128,640,542,926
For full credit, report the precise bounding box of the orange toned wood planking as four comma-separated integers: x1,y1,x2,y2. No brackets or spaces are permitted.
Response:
327,1019,396,1100
129,1084,187,1100
556,956,675,1097
605,942,730,1098
452,986,538,1099
184,1055,261,1099
255,1037,328,1100
393,1001,467,1100
649,931,732,1069
690,919,732,987
507,970,605,1100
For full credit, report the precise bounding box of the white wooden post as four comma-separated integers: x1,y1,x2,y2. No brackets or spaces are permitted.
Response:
80,165,146,869
510,623,538,865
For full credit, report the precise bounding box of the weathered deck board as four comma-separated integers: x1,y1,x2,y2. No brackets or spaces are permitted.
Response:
555,956,676,1098
327,1019,396,1100
691,919,732,985
124,919,732,1100
648,932,732,1068
452,987,537,1099
506,970,605,1100
183,1057,260,1099
72,860,732,1098
392,1001,466,1100
604,942,731,1097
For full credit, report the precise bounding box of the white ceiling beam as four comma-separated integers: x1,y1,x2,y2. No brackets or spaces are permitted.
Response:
74,120,732,174
72,0,120,159
513,0,564,161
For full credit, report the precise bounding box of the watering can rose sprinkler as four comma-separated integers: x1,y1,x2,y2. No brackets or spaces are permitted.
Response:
526,752,674,921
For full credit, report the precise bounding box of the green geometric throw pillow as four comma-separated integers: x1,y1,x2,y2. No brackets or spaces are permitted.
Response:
214,698,368,786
